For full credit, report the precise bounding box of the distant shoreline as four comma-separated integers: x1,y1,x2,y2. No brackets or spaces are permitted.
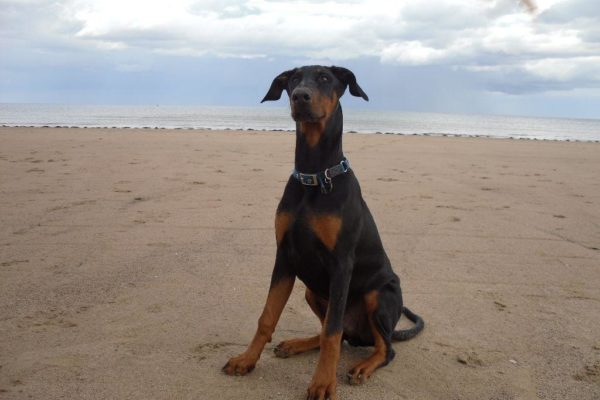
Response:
1,104,599,142
2,125,599,143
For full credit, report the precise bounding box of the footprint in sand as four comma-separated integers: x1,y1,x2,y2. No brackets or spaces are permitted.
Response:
494,301,508,311
1,259,29,267
146,242,171,248
192,342,239,362
573,362,600,383
146,304,162,313
456,352,485,367
22,309,78,330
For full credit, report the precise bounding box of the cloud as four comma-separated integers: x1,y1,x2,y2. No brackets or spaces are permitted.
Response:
524,56,600,82
1,0,599,96
381,41,455,65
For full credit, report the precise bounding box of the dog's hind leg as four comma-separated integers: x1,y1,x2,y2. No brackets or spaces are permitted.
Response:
274,288,326,358
347,288,400,385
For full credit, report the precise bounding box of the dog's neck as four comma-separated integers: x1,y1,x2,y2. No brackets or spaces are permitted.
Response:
294,104,344,173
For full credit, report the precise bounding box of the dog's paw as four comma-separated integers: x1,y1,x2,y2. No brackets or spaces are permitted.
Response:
274,341,294,358
346,369,367,385
222,353,256,376
346,362,375,385
306,378,337,400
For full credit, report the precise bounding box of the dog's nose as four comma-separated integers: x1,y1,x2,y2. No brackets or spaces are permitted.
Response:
292,88,311,104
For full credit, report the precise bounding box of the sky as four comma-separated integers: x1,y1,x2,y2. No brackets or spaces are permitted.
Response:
1,0,599,118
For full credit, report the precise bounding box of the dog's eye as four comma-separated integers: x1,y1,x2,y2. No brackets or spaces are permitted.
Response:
291,76,300,84
319,75,329,82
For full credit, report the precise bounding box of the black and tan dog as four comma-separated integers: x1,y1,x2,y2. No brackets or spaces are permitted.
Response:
223,66,424,400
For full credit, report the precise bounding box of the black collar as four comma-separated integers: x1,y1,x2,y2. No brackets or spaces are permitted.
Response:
292,158,350,194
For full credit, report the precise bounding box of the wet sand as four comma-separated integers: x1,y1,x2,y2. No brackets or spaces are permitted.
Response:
0,127,599,399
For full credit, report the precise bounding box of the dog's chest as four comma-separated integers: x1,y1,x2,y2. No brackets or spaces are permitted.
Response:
276,209,342,293
276,207,342,250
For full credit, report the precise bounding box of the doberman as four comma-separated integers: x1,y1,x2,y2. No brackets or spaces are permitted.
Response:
222,66,424,400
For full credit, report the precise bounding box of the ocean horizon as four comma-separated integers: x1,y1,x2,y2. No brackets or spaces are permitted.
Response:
1,103,599,142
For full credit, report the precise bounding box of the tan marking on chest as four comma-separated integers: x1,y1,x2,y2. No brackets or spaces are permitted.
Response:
275,212,293,246
308,214,342,251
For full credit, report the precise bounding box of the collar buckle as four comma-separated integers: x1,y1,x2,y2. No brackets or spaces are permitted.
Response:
292,158,351,194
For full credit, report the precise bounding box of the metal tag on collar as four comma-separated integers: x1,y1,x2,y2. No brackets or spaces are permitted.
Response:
318,173,333,194
301,174,318,186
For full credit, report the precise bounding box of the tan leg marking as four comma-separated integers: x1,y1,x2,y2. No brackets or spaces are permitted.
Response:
274,335,321,358
347,290,388,385
308,214,342,251
307,300,345,400
307,331,342,400
223,278,295,376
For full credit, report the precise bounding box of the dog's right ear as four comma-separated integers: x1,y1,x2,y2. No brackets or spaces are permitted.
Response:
261,69,296,103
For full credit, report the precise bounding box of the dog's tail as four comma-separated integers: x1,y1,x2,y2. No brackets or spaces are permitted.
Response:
392,307,424,341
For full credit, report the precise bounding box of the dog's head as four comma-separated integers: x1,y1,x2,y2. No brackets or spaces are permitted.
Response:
261,65,368,123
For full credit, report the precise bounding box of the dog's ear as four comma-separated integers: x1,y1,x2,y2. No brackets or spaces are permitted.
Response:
330,66,369,101
261,69,296,103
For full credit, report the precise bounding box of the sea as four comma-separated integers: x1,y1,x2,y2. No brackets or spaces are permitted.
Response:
1,103,599,142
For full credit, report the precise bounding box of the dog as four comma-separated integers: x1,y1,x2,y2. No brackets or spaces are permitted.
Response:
223,65,424,400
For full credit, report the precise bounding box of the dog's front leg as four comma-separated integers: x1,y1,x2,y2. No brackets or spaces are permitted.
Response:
223,256,295,376
307,260,352,400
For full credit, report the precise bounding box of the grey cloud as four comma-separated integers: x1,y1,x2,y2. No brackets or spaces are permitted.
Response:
188,0,261,18
540,0,600,22
2,0,600,97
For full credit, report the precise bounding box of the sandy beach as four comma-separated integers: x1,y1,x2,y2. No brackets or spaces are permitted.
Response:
0,127,599,400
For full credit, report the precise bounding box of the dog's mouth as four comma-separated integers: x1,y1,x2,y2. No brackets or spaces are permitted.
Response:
291,107,325,123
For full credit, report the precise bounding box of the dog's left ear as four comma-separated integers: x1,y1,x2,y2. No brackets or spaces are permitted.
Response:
261,69,296,103
330,66,369,101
